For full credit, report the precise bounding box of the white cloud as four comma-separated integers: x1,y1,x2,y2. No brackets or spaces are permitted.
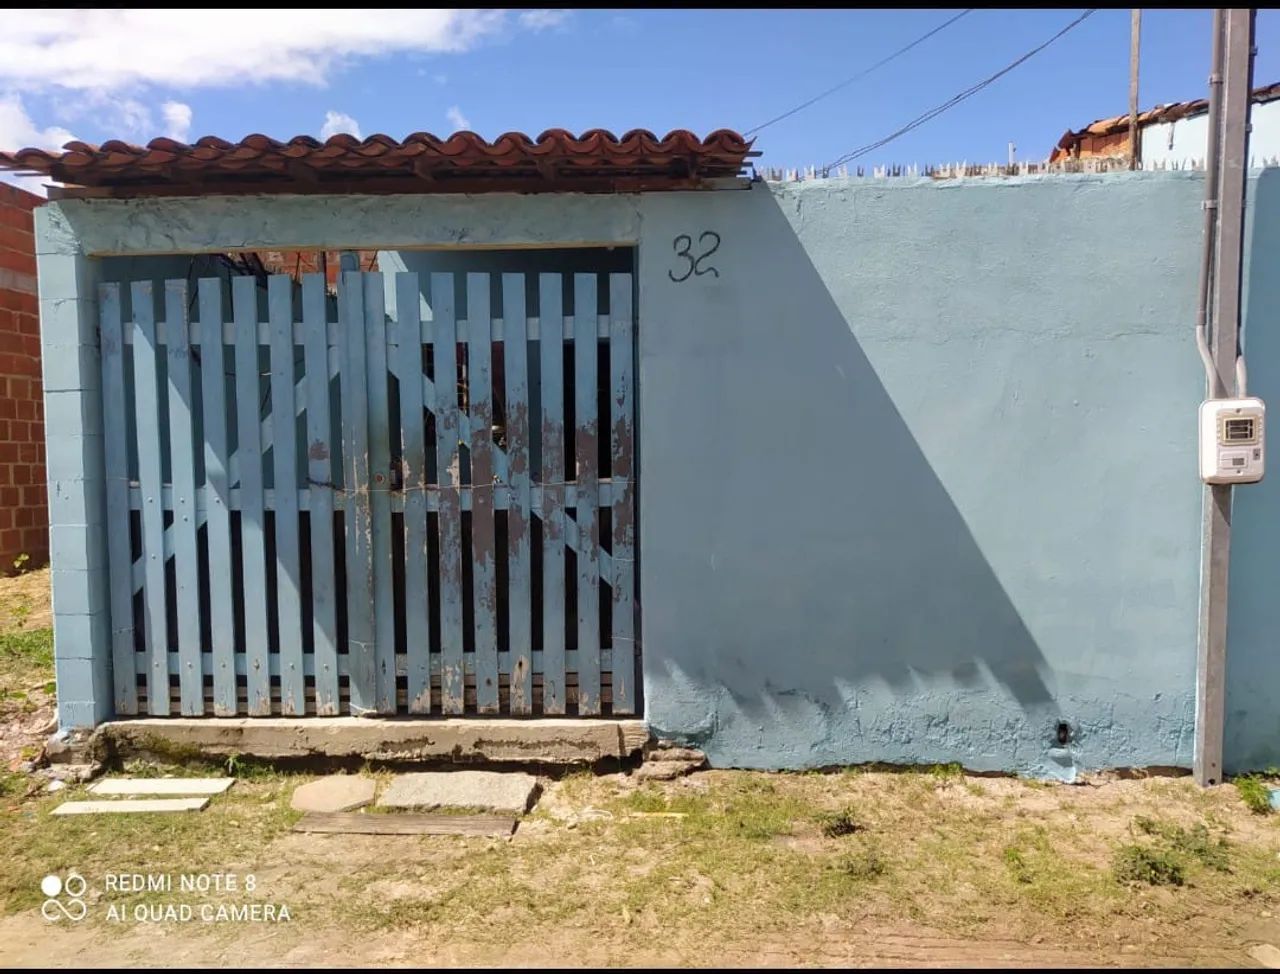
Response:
0,93,75,195
49,89,156,139
320,109,361,140
115,97,152,136
518,10,569,31
445,106,470,132
161,100,192,141
0,10,514,92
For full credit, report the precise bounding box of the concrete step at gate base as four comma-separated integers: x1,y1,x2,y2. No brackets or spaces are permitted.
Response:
101,717,649,765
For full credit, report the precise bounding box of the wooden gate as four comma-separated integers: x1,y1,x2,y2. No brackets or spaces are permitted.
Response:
97,269,638,718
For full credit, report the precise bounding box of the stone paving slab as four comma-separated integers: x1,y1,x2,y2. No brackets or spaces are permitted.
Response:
52,798,209,815
293,812,517,837
89,778,234,796
378,771,539,814
290,775,376,813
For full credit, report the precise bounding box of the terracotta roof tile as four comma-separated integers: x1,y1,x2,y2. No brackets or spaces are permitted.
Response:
1050,81,1280,162
0,128,757,196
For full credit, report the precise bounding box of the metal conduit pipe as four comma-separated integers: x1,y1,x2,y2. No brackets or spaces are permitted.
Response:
1196,9,1226,396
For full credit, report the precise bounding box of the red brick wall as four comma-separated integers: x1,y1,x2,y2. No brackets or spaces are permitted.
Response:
0,182,46,572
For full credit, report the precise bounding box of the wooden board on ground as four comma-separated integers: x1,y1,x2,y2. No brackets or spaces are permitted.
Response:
52,798,210,816
88,778,235,797
293,812,517,837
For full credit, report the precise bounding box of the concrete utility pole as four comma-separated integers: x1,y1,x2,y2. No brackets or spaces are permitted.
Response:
1195,8,1256,788
1129,9,1142,169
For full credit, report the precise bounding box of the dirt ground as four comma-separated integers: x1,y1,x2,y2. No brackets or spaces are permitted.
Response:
0,566,55,770
4,571,1280,968
2,764,1280,967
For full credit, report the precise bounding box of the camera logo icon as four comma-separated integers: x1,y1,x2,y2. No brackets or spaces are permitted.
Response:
41,874,87,922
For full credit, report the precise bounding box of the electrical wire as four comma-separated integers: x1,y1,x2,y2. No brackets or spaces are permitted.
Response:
744,10,975,138
824,8,1098,173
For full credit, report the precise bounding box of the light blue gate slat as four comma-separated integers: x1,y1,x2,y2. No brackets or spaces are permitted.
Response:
395,273,431,712
130,281,169,715
539,273,566,714
164,281,203,715
99,283,136,714
268,276,305,715
573,274,601,715
502,274,533,714
608,274,636,714
303,274,339,715
432,272,465,714
363,273,396,713
339,270,376,713
233,275,271,715
467,274,499,713
198,278,236,716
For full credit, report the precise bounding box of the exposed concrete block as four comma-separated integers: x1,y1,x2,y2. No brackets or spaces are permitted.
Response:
103,717,650,765
634,760,704,781
644,744,708,763
45,728,99,763
34,205,81,257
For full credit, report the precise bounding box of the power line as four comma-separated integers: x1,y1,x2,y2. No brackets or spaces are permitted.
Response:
824,8,1098,173
744,10,975,138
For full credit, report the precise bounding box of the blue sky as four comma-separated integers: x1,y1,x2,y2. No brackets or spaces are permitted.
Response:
1,8,1277,191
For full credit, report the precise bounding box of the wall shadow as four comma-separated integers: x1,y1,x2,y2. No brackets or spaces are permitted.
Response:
640,177,1204,772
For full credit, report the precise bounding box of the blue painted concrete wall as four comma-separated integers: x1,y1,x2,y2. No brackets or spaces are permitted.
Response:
39,174,1267,776
635,175,1207,777
1227,168,1280,773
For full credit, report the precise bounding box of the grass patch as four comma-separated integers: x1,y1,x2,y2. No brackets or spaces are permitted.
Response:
1113,844,1185,887
830,845,886,881
1234,775,1274,815
1133,816,1231,872
0,626,53,691
1112,815,1236,887
817,807,864,838
0,771,303,918
1003,846,1033,884
927,762,964,782
5,764,1280,962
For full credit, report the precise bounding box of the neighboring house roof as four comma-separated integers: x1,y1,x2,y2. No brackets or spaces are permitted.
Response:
0,129,757,198
1050,81,1280,162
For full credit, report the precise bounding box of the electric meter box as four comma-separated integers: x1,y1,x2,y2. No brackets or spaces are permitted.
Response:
1199,397,1266,484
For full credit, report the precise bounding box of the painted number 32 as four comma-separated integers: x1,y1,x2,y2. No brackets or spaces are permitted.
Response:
668,231,721,282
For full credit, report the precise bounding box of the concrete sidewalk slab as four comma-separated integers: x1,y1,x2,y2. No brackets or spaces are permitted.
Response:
290,775,376,813
378,771,539,814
